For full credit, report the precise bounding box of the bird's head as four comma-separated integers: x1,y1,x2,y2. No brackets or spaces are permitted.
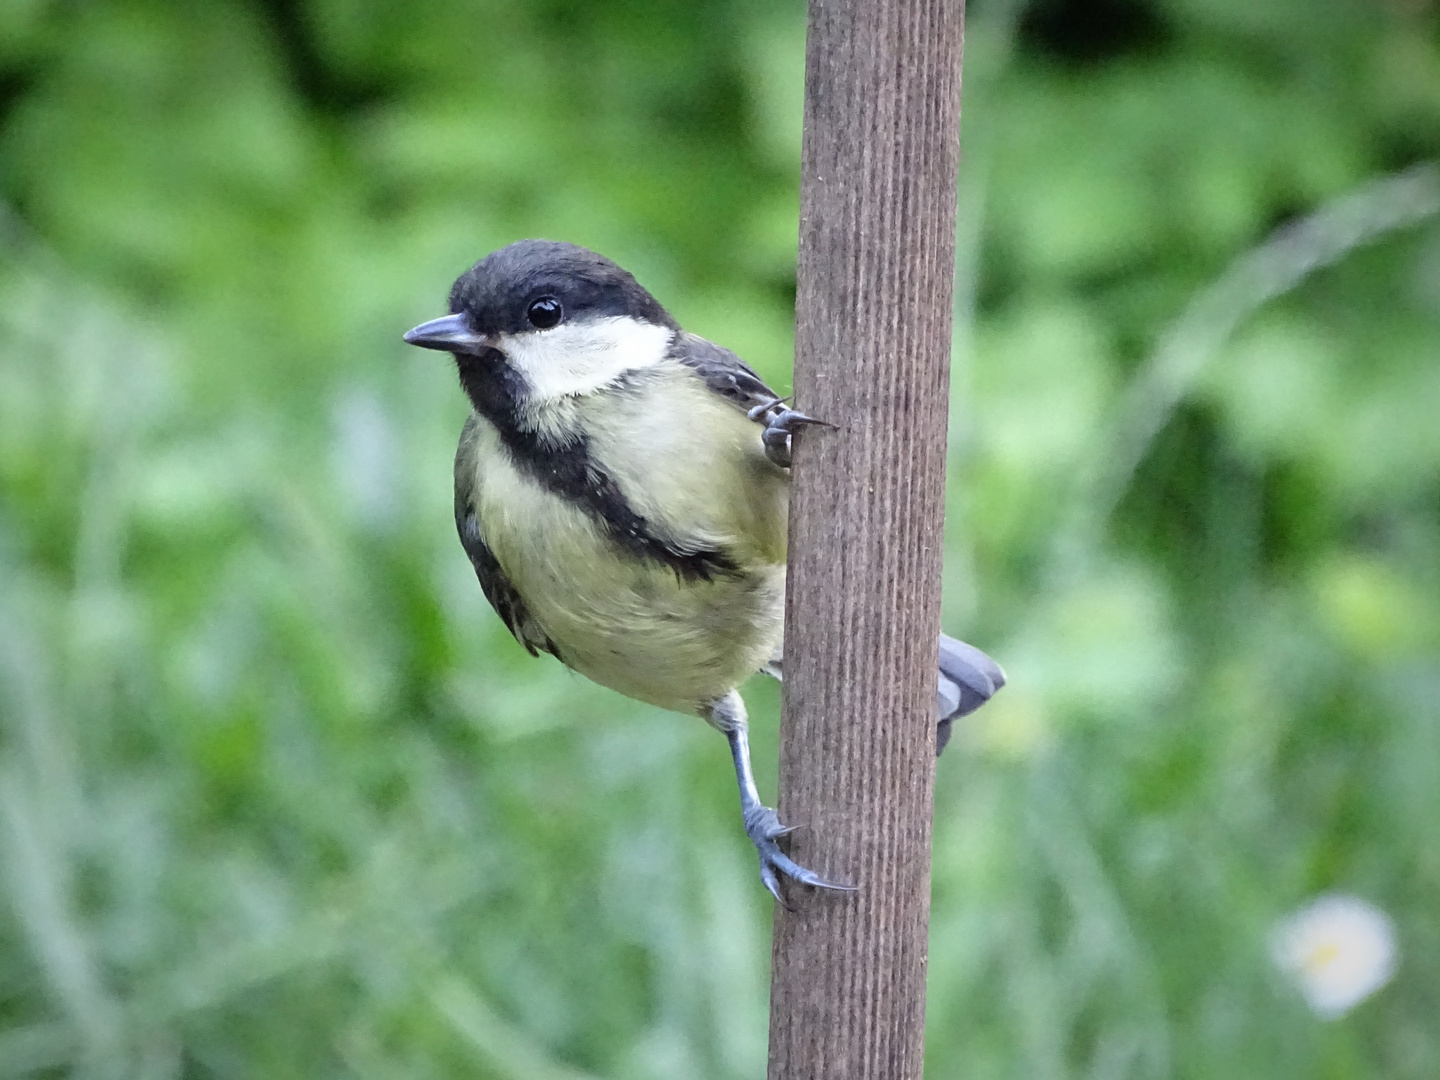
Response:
404,240,680,412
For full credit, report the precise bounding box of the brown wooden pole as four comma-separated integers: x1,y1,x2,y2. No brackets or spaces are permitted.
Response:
766,0,964,1077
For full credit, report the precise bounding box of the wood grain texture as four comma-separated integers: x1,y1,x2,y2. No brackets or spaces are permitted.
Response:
766,1,964,1077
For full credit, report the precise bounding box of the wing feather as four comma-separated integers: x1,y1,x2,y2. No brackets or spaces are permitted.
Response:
667,332,779,416
454,415,558,658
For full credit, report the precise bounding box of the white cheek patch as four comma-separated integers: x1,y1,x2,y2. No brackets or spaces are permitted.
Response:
498,317,674,402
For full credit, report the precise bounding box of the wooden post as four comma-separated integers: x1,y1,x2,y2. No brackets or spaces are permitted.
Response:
767,0,964,1078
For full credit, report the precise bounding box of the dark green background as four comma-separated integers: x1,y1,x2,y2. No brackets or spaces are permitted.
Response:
1,0,1438,1077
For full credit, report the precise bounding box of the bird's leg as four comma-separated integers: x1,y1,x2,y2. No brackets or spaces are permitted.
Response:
746,397,831,469
701,690,853,902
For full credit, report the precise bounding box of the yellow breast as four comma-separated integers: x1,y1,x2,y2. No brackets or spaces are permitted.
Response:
459,364,789,713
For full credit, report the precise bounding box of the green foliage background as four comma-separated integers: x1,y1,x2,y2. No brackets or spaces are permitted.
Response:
2,0,1438,1076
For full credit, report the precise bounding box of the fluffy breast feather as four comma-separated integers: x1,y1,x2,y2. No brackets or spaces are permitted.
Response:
457,360,790,712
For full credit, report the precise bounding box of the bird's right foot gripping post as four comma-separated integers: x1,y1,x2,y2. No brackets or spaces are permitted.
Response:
703,690,855,904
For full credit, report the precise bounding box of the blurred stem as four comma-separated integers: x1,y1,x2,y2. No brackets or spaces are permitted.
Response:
0,776,122,1065
952,0,1030,451
1026,759,1172,1080
432,975,602,1080
1050,162,1440,590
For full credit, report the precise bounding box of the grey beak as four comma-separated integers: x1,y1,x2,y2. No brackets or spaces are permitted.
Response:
403,313,492,354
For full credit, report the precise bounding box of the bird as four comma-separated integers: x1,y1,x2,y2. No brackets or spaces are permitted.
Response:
404,239,1004,900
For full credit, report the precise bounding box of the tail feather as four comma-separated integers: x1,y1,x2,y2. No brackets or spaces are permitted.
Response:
761,633,1006,756
935,634,1006,755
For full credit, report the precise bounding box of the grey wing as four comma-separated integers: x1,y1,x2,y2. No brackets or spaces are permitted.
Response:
668,332,779,416
455,505,557,658
454,415,557,659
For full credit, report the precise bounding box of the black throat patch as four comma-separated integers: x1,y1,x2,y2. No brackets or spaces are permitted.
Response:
457,353,737,582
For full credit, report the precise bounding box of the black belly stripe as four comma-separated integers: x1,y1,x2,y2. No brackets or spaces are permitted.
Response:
458,352,738,582
516,434,737,581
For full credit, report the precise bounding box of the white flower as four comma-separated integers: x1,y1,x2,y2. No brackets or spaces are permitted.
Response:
1270,894,1397,1019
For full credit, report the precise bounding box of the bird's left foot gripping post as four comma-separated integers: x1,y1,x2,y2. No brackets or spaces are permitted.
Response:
747,397,831,470
702,691,855,904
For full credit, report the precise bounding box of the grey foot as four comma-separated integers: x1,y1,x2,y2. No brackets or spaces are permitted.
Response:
709,692,854,902
747,397,831,468
744,805,854,903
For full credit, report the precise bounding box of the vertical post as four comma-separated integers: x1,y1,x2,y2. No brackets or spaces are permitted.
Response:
766,0,964,1078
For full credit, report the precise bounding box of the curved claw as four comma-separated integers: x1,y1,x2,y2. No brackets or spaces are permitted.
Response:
747,396,791,422
745,806,855,900
760,407,832,468
715,701,855,903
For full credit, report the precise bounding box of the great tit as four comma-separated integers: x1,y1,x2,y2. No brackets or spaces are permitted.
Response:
404,239,1004,899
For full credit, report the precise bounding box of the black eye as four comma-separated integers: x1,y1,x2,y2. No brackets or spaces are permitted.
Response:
526,296,562,329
